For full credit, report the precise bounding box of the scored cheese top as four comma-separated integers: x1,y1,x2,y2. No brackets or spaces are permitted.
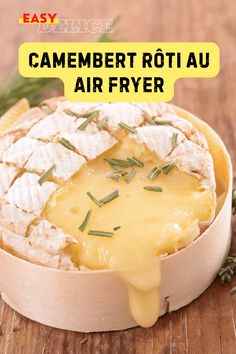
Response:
0,99,217,327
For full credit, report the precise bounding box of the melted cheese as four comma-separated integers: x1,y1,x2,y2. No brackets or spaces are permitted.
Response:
44,137,215,327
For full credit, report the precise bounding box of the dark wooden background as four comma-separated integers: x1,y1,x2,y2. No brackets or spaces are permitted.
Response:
0,0,235,353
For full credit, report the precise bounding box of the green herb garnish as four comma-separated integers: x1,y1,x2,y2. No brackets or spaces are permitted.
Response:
125,169,137,184
127,157,144,167
118,122,136,134
88,230,113,237
65,109,97,119
232,187,236,215
160,161,176,175
100,189,119,204
104,158,133,169
154,119,172,125
38,164,56,185
79,209,92,232
229,286,236,295
148,167,161,180
59,137,76,151
113,226,121,231
78,111,98,130
143,185,163,192
142,110,156,125
172,133,178,149
87,192,104,207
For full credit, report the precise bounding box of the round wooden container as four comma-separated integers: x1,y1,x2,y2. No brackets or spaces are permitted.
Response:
0,105,232,332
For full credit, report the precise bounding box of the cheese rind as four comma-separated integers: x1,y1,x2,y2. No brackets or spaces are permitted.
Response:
27,112,77,140
130,125,186,160
6,173,58,216
0,203,35,235
25,143,86,180
60,131,117,160
28,219,76,254
3,137,44,167
0,164,20,199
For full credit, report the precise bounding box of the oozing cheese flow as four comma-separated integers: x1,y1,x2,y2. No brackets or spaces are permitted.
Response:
44,137,215,327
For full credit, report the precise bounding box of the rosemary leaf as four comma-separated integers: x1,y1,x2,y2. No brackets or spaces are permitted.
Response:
130,156,144,167
104,158,133,169
79,209,92,232
78,111,98,130
148,167,161,181
100,189,119,204
232,186,236,215
154,119,172,125
87,192,104,207
113,226,121,231
142,110,156,125
143,185,163,192
160,161,176,175
88,230,113,237
118,122,136,134
172,133,178,149
38,164,56,185
59,137,76,151
229,286,236,295
125,169,137,184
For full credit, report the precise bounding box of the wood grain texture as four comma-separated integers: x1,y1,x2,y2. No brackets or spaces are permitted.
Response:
0,0,235,353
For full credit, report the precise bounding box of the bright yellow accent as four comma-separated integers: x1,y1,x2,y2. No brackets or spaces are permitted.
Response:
0,98,29,132
44,137,215,327
19,42,220,102
18,17,59,25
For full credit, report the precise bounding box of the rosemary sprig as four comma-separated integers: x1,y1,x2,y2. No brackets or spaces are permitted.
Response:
38,164,56,185
87,192,104,207
59,137,76,151
148,167,161,181
218,254,236,293
88,230,113,237
0,75,62,117
160,161,176,175
100,189,119,204
172,133,178,149
232,186,236,215
118,122,136,134
143,185,163,192
125,169,137,184
113,226,121,231
127,157,144,167
79,209,92,232
142,110,156,125
78,111,98,130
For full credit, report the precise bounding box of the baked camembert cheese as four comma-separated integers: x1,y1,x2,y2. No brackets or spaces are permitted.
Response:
0,99,216,328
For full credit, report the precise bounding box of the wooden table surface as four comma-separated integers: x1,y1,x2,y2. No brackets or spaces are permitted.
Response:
0,0,236,353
